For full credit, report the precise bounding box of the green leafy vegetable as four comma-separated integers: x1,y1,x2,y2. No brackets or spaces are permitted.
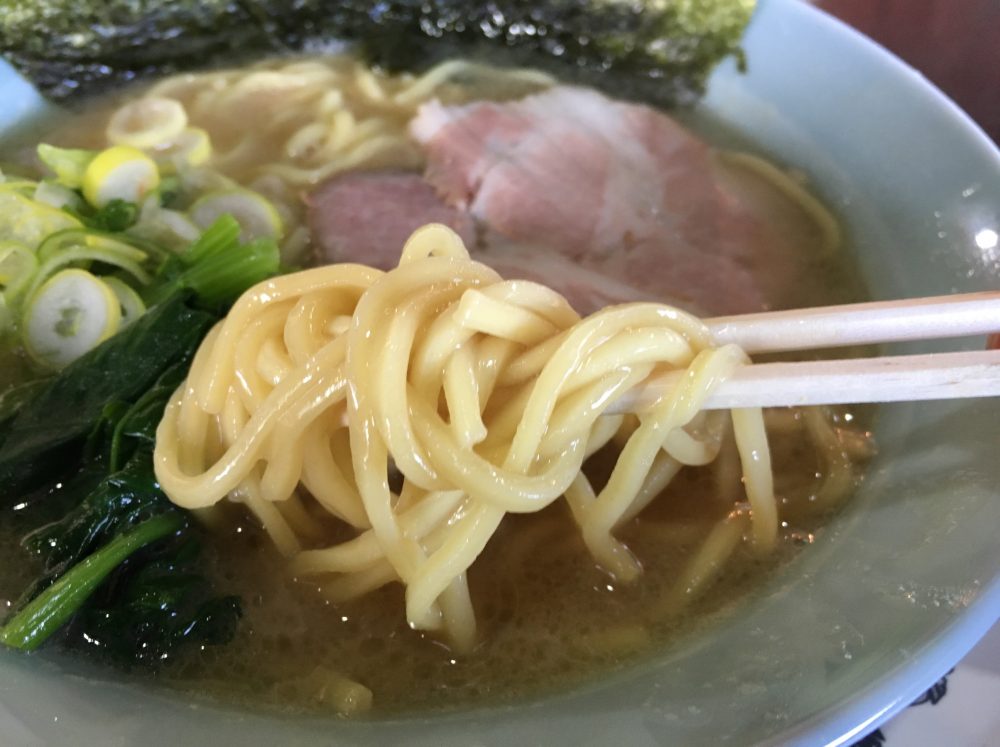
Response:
147,215,280,308
108,361,189,472
23,452,169,580
0,177,284,662
72,535,241,666
156,175,182,209
68,198,140,233
1,0,756,107
0,293,215,493
7,450,241,662
185,212,242,265
0,297,243,663
0,513,183,652
173,237,278,306
0,378,50,426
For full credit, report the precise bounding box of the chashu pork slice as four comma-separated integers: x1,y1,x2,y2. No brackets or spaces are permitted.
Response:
410,86,805,316
307,170,477,269
306,171,677,314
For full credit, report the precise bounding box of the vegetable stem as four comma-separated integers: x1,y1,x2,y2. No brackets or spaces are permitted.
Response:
178,237,279,306
0,513,182,651
147,216,278,307
184,213,241,265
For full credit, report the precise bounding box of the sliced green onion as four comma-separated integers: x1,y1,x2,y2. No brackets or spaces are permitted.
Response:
23,244,150,322
101,276,147,328
0,241,38,300
0,180,38,197
23,268,122,369
153,127,213,173
33,181,83,211
154,208,202,244
131,197,202,251
36,144,96,189
36,229,148,264
190,189,284,242
106,97,188,150
0,190,81,248
82,146,161,208
0,293,11,336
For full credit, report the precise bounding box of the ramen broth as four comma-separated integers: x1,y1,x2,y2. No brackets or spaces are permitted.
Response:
157,414,859,714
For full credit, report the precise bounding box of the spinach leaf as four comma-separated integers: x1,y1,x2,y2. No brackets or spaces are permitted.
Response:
23,451,172,581
108,361,189,472
65,198,140,232
0,294,215,495
0,378,51,426
0,513,184,652
72,536,241,666
9,450,242,665
0,294,242,665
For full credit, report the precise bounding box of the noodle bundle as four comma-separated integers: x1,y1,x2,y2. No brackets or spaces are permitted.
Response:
154,223,779,651
147,57,554,188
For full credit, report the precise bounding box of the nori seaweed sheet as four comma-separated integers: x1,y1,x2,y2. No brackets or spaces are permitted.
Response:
0,0,756,106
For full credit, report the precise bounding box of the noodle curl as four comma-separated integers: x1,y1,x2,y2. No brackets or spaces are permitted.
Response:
154,223,779,651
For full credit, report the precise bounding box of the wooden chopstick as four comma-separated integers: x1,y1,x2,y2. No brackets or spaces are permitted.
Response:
706,291,1000,353
611,349,1000,411
608,292,1000,412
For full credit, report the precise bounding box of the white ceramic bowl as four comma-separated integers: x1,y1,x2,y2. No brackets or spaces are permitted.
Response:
1,0,998,744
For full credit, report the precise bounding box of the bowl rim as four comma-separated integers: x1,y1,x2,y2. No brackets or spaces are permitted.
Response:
0,0,998,744
729,3,1000,741
729,4,1000,743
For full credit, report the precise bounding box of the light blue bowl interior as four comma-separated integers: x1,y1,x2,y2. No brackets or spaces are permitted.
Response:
1,1,998,745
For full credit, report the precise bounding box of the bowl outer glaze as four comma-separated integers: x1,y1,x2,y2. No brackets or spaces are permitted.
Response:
1,0,998,744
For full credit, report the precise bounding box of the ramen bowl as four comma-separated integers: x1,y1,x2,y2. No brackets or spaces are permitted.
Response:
1,0,998,744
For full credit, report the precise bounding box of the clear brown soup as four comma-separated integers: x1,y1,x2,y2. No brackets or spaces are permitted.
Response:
162,425,858,715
